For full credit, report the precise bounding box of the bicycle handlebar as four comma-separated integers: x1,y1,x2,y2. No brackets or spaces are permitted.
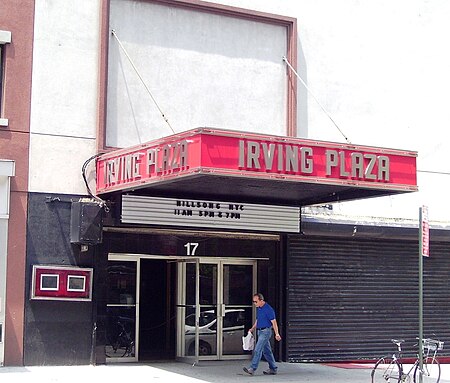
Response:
390,338,444,352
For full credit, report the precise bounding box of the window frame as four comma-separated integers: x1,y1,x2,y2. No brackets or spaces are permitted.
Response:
40,274,59,291
67,275,86,292
0,44,3,111
97,0,297,151
0,30,11,127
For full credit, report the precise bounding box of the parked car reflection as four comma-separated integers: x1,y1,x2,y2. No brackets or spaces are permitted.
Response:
185,309,246,355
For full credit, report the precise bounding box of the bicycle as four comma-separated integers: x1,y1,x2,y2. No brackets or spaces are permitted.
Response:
371,338,443,383
105,320,135,358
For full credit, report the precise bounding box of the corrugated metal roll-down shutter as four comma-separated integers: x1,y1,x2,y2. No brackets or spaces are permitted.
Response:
286,235,450,362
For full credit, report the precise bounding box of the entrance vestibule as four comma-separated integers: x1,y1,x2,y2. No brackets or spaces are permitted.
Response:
104,254,261,363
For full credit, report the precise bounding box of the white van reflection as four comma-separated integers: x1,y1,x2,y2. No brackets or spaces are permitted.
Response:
185,309,246,355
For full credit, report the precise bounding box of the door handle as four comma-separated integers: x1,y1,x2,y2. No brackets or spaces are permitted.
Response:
217,304,225,317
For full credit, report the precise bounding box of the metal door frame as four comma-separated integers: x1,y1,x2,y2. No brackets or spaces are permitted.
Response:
217,259,257,360
107,253,201,364
177,257,260,361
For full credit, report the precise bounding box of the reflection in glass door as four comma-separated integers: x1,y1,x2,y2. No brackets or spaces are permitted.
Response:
105,261,138,362
184,263,218,357
177,259,256,360
222,264,254,357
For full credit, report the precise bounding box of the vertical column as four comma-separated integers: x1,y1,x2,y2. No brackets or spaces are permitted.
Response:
0,160,14,366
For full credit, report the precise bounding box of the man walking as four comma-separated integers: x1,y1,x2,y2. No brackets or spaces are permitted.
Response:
243,293,282,376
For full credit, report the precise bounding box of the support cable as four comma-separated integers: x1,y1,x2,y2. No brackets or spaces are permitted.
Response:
282,58,450,179
283,56,350,144
111,29,175,135
417,170,450,175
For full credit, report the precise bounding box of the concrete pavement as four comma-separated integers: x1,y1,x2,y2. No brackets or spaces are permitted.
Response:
1,361,450,383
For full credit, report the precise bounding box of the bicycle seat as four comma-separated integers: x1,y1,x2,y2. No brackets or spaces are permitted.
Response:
391,339,405,345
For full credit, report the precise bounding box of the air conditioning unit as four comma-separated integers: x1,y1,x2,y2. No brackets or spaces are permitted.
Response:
70,201,103,245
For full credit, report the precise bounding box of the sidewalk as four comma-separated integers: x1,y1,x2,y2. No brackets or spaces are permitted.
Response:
1,361,450,383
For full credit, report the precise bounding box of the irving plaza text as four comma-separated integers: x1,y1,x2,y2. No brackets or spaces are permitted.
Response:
238,140,390,181
101,139,391,186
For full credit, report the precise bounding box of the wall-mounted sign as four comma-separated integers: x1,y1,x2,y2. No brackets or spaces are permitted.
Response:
122,195,300,233
420,205,430,257
96,128,417,196
31,265,93,301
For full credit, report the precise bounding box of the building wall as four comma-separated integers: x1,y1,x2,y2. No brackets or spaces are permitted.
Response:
29,0,100,195
24,193,94,365
215,0,450,224
29,0,296,194
28,0,450,223
18,0,450,366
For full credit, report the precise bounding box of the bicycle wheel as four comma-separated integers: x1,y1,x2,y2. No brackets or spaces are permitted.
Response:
105,335,129,358
371,356,401,383
125,340,135,357
105,343,120,358
413,357,440,383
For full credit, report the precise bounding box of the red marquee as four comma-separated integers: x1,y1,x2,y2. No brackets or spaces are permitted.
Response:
96,128,417,200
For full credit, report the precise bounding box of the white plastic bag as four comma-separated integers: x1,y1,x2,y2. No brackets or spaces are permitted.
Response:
242,331,255,351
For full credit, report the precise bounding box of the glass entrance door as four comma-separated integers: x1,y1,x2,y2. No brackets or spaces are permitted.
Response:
177,259,256,360
221,263,254,357
105,260,138,362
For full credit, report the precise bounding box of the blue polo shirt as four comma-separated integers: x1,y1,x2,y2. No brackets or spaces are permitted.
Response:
257,302,275,328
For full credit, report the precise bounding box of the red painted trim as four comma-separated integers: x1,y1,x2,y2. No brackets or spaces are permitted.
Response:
4,193,27,366
97,0,110,152
1,0,35,366
97,0,298,151
286,20,298,137
142,0,296,25
329,356,450,364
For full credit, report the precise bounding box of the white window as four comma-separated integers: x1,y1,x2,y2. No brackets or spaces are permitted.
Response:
40,274,59,291
0,30,11,127
67,275,86,292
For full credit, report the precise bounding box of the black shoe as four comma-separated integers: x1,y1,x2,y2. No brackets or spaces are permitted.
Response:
243,367,255,375
263,369,277,375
